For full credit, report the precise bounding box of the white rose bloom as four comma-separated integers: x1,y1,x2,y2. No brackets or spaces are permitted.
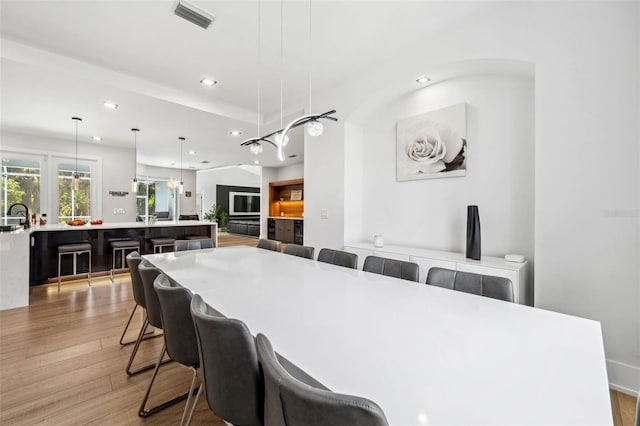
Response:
403,123,464,174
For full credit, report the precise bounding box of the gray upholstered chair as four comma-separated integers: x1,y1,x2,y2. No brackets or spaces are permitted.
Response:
257,238,282,252
137,263,186,417
190,294,262,426
175,238,215,251
317,248,358,269
426,267,514,302
124,254,162,375
256,333,389,426
154,275,200,426
283,243,315,260
362,255,419,282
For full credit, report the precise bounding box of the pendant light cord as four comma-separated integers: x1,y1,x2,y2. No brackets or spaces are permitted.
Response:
257,0,261,136
280,0,284,130
75,119,78,176
308,0,312,113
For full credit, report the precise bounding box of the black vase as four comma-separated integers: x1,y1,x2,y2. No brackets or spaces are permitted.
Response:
466,205,481,260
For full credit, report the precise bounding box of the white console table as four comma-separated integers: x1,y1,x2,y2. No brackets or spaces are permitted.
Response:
344,242,530,305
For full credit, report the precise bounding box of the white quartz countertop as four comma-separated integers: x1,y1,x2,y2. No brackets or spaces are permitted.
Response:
30,220,216,233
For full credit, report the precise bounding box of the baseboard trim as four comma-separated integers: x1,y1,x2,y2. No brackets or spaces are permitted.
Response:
607,358,640,396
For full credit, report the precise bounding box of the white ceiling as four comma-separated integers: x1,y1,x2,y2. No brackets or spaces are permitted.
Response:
0,0,487,169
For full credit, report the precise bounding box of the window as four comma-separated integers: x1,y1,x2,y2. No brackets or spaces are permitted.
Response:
136,181,156,220
58,164,91,223
1,158,41,222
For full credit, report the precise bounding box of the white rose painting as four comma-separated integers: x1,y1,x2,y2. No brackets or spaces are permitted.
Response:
396,103,467,181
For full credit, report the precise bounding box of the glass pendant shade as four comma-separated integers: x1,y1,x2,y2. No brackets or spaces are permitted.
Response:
306,120,323,136
73,173,80,191
250,142,263,155
275,132,289,147
178,182,184,195
131,178,138,193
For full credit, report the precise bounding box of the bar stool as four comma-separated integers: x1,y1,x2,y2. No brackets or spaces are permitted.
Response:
150,238,175,253
110,240,140,282
185,235,209,241
57,242,92,293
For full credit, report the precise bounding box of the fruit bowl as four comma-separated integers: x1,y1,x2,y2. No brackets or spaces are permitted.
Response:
67,220,87,226
90,219,103,225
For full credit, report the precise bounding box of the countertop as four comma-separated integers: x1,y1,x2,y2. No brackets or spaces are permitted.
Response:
268,216,303,220
27,220,216,233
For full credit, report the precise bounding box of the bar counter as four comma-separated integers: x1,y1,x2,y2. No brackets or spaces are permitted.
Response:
29,221,217,286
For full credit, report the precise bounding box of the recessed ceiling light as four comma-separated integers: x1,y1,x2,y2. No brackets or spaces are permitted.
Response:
229,130,242,136
188,150,196,155
103,101,119,109
288,154,297,158
201,160,210,164
200,78,217,87
92,136,103,141
171,162,176,166
416,76,431,84
253,160,260,165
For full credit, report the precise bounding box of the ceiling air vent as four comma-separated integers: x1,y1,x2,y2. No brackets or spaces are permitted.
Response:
174,1,215,29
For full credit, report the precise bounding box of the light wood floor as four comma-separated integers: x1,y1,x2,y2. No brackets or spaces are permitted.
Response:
1,232,636,425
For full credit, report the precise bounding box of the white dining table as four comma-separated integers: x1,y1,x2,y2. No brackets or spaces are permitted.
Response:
143,246,612,426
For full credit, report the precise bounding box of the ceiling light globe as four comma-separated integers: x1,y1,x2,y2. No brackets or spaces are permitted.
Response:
275,132,289,147
306,120,324,137
250,142,263,155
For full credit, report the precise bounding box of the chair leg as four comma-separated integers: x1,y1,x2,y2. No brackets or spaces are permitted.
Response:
87,250,92,286
138,344,190,418
126,316,171,375
119,304,138,346
58,253,62,294
185,377,204,426
180,367,199,426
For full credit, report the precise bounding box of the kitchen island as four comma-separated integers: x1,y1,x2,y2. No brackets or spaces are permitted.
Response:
29,221,217,286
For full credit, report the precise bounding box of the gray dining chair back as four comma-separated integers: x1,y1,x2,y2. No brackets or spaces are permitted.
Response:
120,252,145,346
257,238,282,252
283,244,315,259
426,267,514,302
126,252,145,308
190,294,262,426
154,274,200,424
317,248,358,269
154,275,198,368
175,238,215,251
256,333,389,426
138,262,164,328
362,255,419,282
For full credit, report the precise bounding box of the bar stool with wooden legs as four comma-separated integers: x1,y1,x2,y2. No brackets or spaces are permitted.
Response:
110,240,140,282
57,242,92,293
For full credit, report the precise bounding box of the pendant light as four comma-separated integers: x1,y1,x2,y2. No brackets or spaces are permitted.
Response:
279,0,337,144
240,0,337,160
71,117,82,191
178,137,185,195
131,128,140,193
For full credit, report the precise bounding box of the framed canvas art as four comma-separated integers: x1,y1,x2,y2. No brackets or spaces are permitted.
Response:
396,103,467,181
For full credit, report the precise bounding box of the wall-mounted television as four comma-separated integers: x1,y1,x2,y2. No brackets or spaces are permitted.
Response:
229,191,260,216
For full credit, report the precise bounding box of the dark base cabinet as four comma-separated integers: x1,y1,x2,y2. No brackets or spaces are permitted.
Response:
30,224,213,286
268,218,303,244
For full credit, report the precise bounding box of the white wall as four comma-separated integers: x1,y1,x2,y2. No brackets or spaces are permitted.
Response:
305,2,639,393
196,166,261,212
356,74,535,265
1,130,136,222
276,163,304,181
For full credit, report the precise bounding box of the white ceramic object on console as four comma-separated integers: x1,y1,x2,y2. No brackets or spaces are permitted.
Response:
373,235,384,248
505,254,526,263
344,242,530,305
